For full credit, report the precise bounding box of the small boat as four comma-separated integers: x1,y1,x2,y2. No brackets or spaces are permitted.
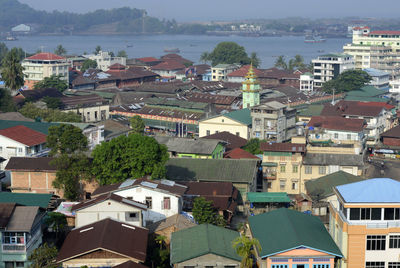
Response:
317,50,325,53
164,48,180,53
126,44,133,48
304,35,326,43
5,36,17,41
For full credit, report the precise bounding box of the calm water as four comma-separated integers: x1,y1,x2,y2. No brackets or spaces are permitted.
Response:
4,34,351,68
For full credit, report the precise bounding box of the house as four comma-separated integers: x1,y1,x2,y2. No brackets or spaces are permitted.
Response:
72,193,147,228
311,53,354,87
305,170,364,220
57,218,148,267
170,224,241,268
329,178,400,268
344,85,387,102
151,60,186,80
147,214,196,244
100,118,131,141
60,94,110,123
227,64,263,83
199,108,252,139
0,204,45,268
211,64,240,81
297,104,324,123
364,68,390,90
201,131,247,151
84,51,126,71
380,125,400,147
299,72,314,92
5,157,99,201
0,192,55,210
15,87,63,104
260,142,306,193
224,148,259,159
182,181,238,223
249,208,342,268
251,101,296,142
105,64,158,88
160,54,193,66
166,158,260,205
0,126,47,169
175,64,210,81
246,192,291,215
91,178,187,224
22,52,70,89
154,136,225,159
257,67,300,87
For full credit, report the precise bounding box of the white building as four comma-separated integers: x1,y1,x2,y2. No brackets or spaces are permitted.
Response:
299,72,314,92
91,178,187,225
211,64,240,81
390,79,400,93
364,68,390,90
312,53,354,87
84,51,126,71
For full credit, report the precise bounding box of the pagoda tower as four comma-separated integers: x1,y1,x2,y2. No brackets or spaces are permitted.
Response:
242,64,260,109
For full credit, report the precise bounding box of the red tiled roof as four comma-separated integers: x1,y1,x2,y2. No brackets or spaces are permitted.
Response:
137,57,159,63
357,101,395,110
160,54,193,65
26,52,65,61
260,142,305,153
151,60,186,71
0,125,47,146
224,148,259,159
259,67,300,79
321,100,388,117
109,63,126,70
227,65,263,77
308,116,365,132
369,31,400,35
353,26,370,30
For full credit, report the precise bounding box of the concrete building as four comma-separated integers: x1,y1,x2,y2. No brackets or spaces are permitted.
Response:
312,53,354,87
364,68,391,90
299,72,314,92
389,79,400,93
60,94,110,123
330,178,400,268
242,65,261,109
84,51,126,71
22,52,69,89
211,64,240,81
250,101,296,142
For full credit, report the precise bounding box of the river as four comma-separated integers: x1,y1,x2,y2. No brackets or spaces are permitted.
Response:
3,34,351,68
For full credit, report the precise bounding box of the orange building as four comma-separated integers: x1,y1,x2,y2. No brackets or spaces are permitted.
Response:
330,178,400,268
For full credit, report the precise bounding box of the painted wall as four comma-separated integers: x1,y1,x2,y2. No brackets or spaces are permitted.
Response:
174,253,240,268
199,115,249,140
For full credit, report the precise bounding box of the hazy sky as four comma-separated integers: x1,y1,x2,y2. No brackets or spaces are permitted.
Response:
18,0,400,22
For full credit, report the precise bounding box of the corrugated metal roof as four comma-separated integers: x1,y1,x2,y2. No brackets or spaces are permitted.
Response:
247,192,290,203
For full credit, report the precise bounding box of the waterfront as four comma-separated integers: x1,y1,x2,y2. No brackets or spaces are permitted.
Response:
4,34,350,68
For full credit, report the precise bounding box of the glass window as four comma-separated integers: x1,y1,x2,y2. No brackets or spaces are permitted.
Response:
334,133,338,139
350,208,360,220
384,208,400,220
366,235,386,250
292,165,298,173
389,236,400,248
162,197,171,210
292,181,298,190
206,130,210,136
347,134,351,140
145,197,152,209
279,180,286,190
319,166,326,175
389,262,400,268
371,208,381,220
366,262,385,268
305,166,312,174
280,165,286,173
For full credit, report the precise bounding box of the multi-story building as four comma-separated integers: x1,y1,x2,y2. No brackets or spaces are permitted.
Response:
330,178,400,268
250,101,296,142
299,72,314,92
84,51,126,71
211,64,240,81
22,52,70,89
312,53,354,87
364,68,391,90
60,94,110,123
242,65,260,109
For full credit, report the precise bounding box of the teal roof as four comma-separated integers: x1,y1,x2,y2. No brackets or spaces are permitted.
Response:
298,104,324,117
344,96,387,102
170,224,241,264
249,208,342,258
0,192,52,209
346,85,385,97
305,170,364,200
223,108,252,126
0,120,60,135
247,192,290,203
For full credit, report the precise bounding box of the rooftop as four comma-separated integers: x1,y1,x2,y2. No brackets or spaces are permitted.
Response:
247,192,291,203
303,153,364,167
147,214,196,234
224,148,259,159
222,108,252,126
154,136,223,155
364,68,390,77
72,193,147,212
7,206,41,232
26,52,65,61
201,131,247,151
151,60,186,71
0,192,53,209
381,125,400,138
308,116,365,132
5,157,56,172
260,143,305,153
298,104,324,117
0,125,47,146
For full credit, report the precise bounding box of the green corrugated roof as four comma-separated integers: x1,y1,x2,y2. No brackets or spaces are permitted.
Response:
344,95,387,102
170,224,241,264
247,192,290,203
64,90,116,100
146,98,209,111
0,192,52,209
143,119,198,132
305,170,364,200
249,208,342,258
346,85,385,97
223,108,252,126
261,162,278,167
298,104,324,117
0,120,60,135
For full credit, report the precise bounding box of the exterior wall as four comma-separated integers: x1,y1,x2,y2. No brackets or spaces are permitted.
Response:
63,104,110,123
22,60,69,89
199,116,250,140
75,200,143,228
115,187,181,224
87,51,126,71
152,69,180,78
10,171,61,195
312,55,354,87
62,257,130,268
174,253,240,268
211,65,239,81
300,75,314,92
262,248,335,268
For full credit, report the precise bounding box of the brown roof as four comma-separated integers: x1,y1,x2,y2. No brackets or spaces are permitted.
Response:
109,63,126,70
26,52,65,61
185,93,237,105
201,131,247,150
381,125,400,139
137,57,159,63
92,178,187,197
0,203,16,229
321,100,386,117
224,148,259,159
151,60,186,71
259,67,300,80
308,116,365,132
106,67,158,81
0,112,34,122
72,193,147,211
160,54,193,65
0,125,47,146
227,65,263,77
61,94,108,108
5,157,56,172
114,261,149,268
57,218,148,263
147,214,196,234
260,142,305,153
112,105,204,121
19,88,64,100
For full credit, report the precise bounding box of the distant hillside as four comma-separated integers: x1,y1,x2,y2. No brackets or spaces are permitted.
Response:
0,0,177,34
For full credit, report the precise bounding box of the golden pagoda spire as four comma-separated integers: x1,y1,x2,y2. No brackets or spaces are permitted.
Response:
244,63,257,81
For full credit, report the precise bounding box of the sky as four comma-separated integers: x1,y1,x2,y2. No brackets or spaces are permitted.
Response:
18,0,400,22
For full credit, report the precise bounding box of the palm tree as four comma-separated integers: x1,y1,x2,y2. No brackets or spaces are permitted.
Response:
54,44,67,56
250,52,261,68
1,48,24,92
200,51,210,64
232,235,262,268
274,55,287,70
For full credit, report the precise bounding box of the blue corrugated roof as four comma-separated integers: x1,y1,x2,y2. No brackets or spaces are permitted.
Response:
363,68,390,77
336,178,400,203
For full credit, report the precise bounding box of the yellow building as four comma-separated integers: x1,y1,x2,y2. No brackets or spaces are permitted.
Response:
199,108,251,139
211,64,240,81
260,142,305,194
330,178,400,268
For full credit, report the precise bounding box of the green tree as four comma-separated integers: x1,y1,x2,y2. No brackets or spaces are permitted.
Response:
19,102,82,122
28,243,58,268
274,55,288,70
232,236,262,268
242,138,263,155
250,52,261,68
47,124,88,156
33,75,68,92
1,48,24,91
288,54,306,71
54,44,67,56
117,50,127,58
192,197,225,226
130,115,145,134
0,88,16,112
206,42,251,66
43,96,63,109
94,45,102,55
91,134,169,185
81,59,97,72
322,70,372,94
44,212,67,240
0,42,8,63
200,51,210,64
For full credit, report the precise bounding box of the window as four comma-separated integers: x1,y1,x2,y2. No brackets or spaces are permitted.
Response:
292,165,298,173
0,146,2,153
389,263,400,268
205,266,214,268
366,235,386,250
221,119,224,122
366,262,385,268
389,235,400,248
236,132,240,136
272,265,288,268
347,134,351,140
279,179,286,190
334,133,338,139
184,266,195,268
224,266,236,268
255,119,261,126
2,232,25,244
319,166,326,175
206,130,210,136
350,208,381,220
145,197,152,209
129,212,137,218
15,262,25,267
87,111,90,121
94,111,98,120
384,208,400,220
267,181,272,189
162,197,171,210
18,148,23,153
280,165,286,173
305,166,312,174
292,181,298,190
313,265,330,268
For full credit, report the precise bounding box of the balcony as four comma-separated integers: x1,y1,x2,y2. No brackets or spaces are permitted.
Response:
2,244,26,253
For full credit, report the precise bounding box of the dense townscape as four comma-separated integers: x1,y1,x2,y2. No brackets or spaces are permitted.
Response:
2,2,400,268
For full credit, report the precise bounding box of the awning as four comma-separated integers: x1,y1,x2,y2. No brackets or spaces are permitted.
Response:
247,192,291,203
261,162,278,167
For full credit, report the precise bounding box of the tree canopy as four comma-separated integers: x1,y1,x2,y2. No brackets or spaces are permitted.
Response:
130,115,145,134
33,75,68,92
202,42,259,66
242,138,264,155
322,69,372,94
54,44,67,56
19,102,82,122
28,243,58,268
117,50,128,58
232,236,262,268
81,59,98,72
1,47,24,91
192,197,226,227
47,124,88,156
91,134,169,185
274,54,307,71
0,88,16,112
